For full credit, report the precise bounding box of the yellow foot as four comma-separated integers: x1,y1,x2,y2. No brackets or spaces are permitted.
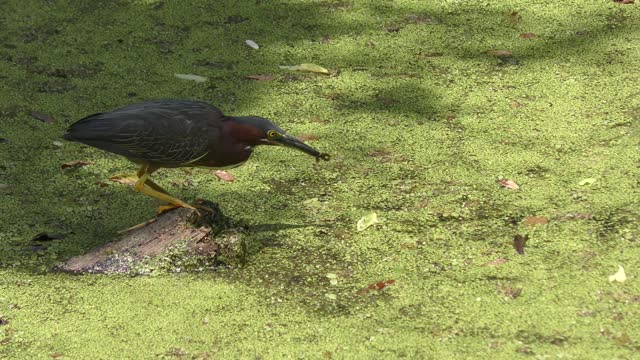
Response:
156,203,213,216
157,203,188,215
117,218,158,234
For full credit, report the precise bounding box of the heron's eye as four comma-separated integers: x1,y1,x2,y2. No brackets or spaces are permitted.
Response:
267,130,279,138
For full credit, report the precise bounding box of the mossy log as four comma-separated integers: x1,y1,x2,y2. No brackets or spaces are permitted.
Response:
57,200,246,274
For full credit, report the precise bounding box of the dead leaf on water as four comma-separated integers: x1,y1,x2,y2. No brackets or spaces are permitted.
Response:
614,332,633,346
245,74,276,81
384,25,403,33
609,265,626,283
404,13,435,24
31,232,65,242
108,174,138,186
577,309,597,317
174,73,207,82
357,212,378,231
326,273,338,285
486,49,513,57
513,234,528,255
302,198,321,209
245,39,259,49
497,283,522,299
356,279,395,295
486,258,508,266
29,111,55,124
213,170,235,182
296,134,319,142
497,178,520,190
579,178,597,186
61,160,92,169
522,216,549,226
279,63,330,75
503,11,522,26
520,32,537,39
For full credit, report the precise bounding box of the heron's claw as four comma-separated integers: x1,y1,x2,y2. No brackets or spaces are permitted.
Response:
156,203,213,217
156,203,198,216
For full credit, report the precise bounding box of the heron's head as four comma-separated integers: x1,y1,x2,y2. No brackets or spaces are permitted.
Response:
229,116,329,160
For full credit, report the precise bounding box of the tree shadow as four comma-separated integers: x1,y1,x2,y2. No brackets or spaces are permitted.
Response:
0,0,635,310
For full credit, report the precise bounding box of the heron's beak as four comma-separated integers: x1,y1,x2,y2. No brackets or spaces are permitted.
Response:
278,135,322,158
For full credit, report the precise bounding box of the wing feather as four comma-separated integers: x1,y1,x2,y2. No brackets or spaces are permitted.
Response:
64,100,223,165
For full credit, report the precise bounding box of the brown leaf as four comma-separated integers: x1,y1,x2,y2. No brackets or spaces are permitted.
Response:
577,309,597,317
375,95,399,106
29,111,55,124
31,232,65,242
486,50,513,57
516,347,533,355
513,234,529,255
486,258,508,266
50,353,64,359
323,93,340,100
497,283,522,299
613,0,634,4
614,333,633,346
214,170,235,182
522,216,549,226
384,25,403,33
356,279,395,295
404,13,435,24
511,100,523,109
61,160,92,169
519,33,537,39
369,149,408,164
245,74,276,81
108,174,138,186
297,134,319,142
496,178,520,190
503,11,522,26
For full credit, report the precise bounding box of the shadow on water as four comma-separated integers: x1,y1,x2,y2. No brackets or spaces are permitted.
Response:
250,222,330,233
0,0,635,315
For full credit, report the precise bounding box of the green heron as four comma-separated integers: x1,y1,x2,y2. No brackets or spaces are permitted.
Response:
64,99,329,214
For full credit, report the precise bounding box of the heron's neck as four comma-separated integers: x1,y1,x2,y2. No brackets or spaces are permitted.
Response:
223,117,264,146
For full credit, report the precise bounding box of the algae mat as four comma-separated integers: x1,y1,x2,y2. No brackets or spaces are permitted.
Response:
1,0,639,358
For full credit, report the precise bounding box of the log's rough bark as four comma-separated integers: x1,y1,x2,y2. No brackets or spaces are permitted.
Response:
57,200,245,274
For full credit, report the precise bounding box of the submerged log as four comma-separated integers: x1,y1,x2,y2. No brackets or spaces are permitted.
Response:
57,200,246,274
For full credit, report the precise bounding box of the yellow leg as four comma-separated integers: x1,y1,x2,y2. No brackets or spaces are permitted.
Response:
136,166,169,195
134,164,197,213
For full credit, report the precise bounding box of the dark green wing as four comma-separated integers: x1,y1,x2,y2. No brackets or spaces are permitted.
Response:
64,100,223,166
